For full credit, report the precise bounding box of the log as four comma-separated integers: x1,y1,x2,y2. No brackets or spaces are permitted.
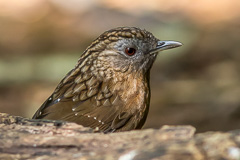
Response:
0,113,239,160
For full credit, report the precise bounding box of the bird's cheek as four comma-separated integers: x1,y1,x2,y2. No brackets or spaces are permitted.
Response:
112,62,130,73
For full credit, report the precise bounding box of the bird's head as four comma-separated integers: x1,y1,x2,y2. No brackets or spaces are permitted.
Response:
78,27,182,79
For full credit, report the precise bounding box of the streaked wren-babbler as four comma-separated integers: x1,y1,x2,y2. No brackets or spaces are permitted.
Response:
33,27,182,133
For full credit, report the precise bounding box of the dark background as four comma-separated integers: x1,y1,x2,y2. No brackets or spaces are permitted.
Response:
1,0,240,132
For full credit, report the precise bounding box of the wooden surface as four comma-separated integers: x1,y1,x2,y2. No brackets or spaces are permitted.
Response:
0,113,239,160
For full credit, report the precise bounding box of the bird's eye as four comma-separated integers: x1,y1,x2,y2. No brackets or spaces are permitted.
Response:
125,47,136,56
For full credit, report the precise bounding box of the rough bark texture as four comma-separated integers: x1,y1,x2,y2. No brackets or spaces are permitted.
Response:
0,113,240,160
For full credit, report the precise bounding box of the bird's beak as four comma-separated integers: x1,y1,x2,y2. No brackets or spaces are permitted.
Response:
150,40,182,54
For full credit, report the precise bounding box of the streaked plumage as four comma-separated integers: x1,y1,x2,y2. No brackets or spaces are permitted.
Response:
33,27,182,133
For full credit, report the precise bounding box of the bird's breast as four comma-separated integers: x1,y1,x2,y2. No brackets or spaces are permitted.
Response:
110,72,150,113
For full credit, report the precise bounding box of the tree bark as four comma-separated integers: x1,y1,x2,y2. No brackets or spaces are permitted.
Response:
0,113,239,160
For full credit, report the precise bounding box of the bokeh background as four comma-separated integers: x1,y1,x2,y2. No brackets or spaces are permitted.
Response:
1,0,240,132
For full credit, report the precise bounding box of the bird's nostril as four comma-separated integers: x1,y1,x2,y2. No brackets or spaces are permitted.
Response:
158,41,165,46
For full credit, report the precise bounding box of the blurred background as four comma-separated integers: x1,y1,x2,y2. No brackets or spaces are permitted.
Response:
1,0,240,133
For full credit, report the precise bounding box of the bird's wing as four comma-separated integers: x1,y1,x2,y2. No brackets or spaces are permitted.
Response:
32,68,135,132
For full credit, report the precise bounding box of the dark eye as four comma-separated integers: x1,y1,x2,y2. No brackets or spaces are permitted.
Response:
125,47,136,56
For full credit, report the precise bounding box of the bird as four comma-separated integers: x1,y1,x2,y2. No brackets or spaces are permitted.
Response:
32,27,182,133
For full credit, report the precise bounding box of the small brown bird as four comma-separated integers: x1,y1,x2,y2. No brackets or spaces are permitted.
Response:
33,27,182,133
